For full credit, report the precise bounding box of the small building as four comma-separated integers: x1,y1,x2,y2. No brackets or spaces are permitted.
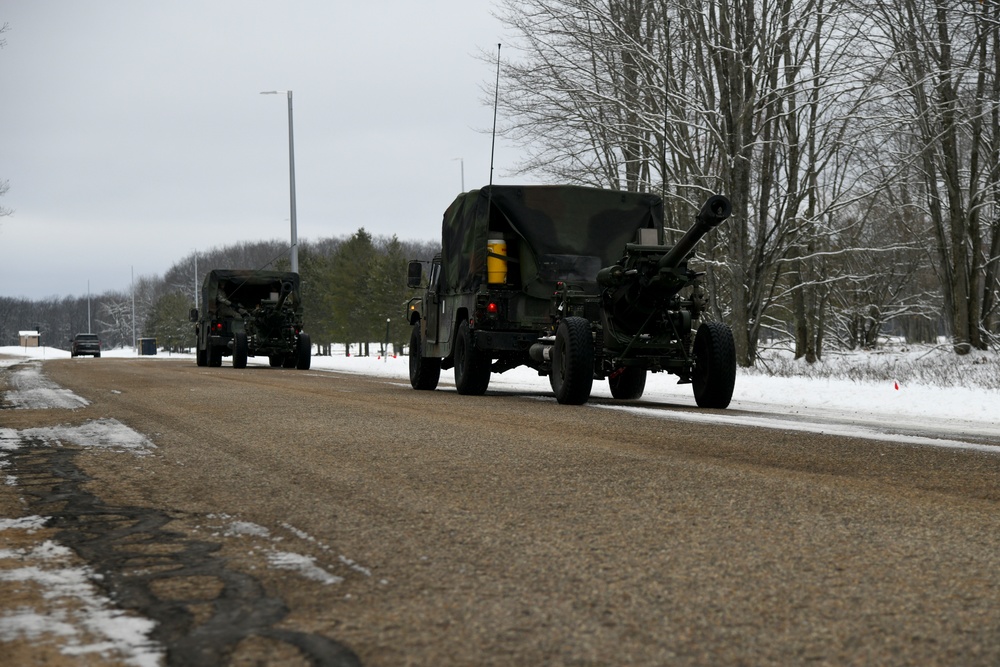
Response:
18,330,40,347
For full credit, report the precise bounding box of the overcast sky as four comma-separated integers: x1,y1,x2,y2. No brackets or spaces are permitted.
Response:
1,1,526,300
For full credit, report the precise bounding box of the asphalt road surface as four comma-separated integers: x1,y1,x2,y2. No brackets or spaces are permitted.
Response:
2,357,1000,666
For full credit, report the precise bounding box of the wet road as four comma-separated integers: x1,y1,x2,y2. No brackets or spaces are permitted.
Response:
3,357,1000,666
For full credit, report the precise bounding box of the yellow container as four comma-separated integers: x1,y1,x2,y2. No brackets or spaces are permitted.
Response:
487,238,508,284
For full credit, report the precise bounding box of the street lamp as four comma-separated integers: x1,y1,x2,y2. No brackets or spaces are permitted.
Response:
260,90,298,273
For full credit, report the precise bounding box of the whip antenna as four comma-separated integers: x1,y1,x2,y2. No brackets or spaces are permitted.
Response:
489,43,501,189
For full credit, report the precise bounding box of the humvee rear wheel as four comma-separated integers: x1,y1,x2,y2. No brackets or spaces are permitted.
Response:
207,344,222,367
609,366,646,400
296,333,312,370
196,346,207,367
692,321,736,409
550,317,594,405
409,323,441,390
454,320,491,395
281,354,296,368
233,332,248,369
268,355,282,367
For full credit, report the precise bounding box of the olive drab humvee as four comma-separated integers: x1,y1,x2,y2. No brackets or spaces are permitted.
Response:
405,184,736,407
190,269,311,370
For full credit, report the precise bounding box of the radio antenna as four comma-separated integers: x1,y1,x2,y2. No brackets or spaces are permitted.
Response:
488,43,501,190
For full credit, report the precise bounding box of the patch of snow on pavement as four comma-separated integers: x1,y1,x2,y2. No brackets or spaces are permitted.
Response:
18,419,155,455
0,540,163,667
3,362,88,410
267,551,343,585
0,516,49,533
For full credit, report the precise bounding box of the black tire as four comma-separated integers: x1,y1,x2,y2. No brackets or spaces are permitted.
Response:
296,333,312,370
409,323,441,390
207,344,223,367
196,346,207,367
550,317,594,405
268,354,282,367
454,320,491,395
95,353,101,358
692,321,737,409
282,354,296,368
609,366,646,400
233,332,248,368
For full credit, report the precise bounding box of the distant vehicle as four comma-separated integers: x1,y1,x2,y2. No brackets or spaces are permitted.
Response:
70,333,101,358
405,184,736,407
190,269,311,369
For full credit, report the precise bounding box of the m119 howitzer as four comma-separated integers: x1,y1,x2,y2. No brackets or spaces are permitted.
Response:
545,194,736,407
405,185,736,409
191,270,312,370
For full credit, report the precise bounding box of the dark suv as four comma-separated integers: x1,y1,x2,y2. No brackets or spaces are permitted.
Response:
71,333,101,357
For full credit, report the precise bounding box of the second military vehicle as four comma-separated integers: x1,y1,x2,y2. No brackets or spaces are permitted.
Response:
405,184,735,407
191,269,311,370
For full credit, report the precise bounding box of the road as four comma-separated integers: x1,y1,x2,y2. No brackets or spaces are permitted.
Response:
2,356,1000,666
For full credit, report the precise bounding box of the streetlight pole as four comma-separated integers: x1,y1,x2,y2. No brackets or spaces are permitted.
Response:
452,157,465,192
260,90,298,273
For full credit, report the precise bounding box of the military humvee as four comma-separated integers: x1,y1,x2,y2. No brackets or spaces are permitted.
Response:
405,184,736,407
191,269,311,369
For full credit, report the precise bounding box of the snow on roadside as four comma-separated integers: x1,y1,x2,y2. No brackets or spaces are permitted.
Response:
2,361,88,410
0,537,163,667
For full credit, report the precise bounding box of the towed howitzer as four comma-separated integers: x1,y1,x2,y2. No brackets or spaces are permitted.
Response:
596,195,732,334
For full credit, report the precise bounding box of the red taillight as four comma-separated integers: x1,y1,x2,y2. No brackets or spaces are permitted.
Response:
213,322,223,332
487,302,498,315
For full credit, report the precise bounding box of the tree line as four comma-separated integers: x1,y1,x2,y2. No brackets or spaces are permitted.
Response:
0,233,439,356
495,0,1000,364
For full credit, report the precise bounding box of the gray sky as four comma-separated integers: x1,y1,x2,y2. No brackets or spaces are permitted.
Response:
1,1,522,300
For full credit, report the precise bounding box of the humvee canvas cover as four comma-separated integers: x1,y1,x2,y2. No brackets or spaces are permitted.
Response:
441,185,664,299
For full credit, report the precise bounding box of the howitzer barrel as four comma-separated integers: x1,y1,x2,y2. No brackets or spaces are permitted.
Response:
656,195,732,270
275,281,294,310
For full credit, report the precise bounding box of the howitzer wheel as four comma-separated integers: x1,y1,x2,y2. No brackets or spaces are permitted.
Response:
692,321,736,409
409,323,441,390
550,317,594,405
609,366,646,400
296,333,312,370
233,332,248,369
454,320,491,395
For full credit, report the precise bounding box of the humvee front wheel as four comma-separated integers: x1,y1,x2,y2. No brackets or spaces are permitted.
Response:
454,320,491,395
692,321,736,409
609,366,646,400
550,317,594,405
233,332,248,369
296,333,312,370
409,323,441,390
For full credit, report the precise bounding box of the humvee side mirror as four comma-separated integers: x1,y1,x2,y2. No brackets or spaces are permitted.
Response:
189,308,199,322
407,260,423,288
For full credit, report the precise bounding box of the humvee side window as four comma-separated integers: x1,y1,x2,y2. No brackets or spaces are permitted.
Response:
428,261,442,291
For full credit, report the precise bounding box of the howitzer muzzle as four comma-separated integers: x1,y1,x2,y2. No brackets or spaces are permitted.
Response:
275,281,294,310
656,194,732,270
